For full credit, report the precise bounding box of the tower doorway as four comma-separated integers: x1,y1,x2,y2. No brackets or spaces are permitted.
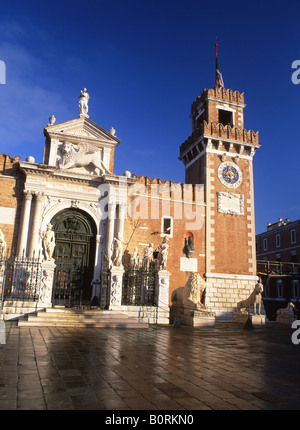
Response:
51,208,97,306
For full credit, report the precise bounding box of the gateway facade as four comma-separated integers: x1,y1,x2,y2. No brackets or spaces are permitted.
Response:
0,86,260,322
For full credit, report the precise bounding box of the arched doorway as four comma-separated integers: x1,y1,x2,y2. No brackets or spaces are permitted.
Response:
51,208,97,306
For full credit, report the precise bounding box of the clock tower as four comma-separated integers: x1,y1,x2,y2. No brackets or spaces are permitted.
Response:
179,86,261,320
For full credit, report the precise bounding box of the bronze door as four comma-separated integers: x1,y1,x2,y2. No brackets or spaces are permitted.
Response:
51,209,96,306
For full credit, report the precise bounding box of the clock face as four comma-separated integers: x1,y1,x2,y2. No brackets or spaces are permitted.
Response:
218,161,242,189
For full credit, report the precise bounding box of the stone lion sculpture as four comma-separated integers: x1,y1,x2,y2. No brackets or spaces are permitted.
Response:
237,282,263,315
58,142,111,176
276,302,295,324
171,273,206,310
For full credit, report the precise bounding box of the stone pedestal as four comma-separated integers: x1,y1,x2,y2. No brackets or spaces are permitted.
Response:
0,321,5,344
233,312,266,325
38,260,56,308
109,266,124,308
171,306,215,327
276,315,294,325
155,270,170,324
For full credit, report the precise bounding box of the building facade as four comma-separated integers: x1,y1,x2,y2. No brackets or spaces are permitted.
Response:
256,218,300,320
0,86,261,322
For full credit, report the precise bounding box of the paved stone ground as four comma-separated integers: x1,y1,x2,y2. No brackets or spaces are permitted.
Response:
0,321,300,411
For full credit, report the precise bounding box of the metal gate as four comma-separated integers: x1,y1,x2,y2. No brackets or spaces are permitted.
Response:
99,251,110,308
122,264,156,306
0,253,42,308
52,259,87,306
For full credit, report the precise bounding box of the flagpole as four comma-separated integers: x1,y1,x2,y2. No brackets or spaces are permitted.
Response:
215,41,218,87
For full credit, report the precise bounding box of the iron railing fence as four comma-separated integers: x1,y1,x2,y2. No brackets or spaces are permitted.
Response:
257,260,300,276
122,263,157,306
0,252,42,309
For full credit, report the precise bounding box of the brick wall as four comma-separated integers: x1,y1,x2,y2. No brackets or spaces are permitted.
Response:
123,175,206,304
0,154,24,254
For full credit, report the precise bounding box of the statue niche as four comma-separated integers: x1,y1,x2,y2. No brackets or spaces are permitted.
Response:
58,141,111,176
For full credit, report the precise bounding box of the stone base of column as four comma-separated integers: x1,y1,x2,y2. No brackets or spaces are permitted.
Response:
38,260,56,307
109,266,124,308
156,270,170,324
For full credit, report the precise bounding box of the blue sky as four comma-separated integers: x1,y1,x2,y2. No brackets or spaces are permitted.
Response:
0,0,299,234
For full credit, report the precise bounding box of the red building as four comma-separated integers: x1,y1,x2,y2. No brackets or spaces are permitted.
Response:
256,218,300,320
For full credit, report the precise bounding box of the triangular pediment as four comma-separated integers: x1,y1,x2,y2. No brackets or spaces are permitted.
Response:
44,116,120,147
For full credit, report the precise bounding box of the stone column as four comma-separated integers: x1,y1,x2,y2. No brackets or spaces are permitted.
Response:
155,270,171,324
118,202,126,240
28,192,44,258
109,266,124,309
106,202,116,260
17,190,33,256
38,260,56,308
91,234,101,302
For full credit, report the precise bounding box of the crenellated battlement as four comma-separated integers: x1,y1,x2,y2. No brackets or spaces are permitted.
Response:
131,173,204,203
192,86,245,111
179,121,259,157
0,154,20,175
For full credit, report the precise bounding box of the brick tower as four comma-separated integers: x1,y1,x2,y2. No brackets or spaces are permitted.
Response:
179,87,260,320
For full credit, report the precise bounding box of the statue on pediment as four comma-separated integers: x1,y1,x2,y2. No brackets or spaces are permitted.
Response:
79,88,89,117
156,236,169,270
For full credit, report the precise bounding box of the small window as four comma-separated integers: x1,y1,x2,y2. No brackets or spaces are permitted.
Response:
264,282,270,298
277,280,283,298
293,281,300,298
276,234,281,248
162,216,173,237
291,251,297,264
219,109,233,127
291,229,296,244
263,238,268,251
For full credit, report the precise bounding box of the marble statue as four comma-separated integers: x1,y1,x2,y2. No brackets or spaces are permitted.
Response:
171,273,206,310
156,236,169,270
130,247,140,270
0,229,7,257
237,281,263,315
142,243,154,271
41,223,55,262
78,88,89,116
111,232,127,267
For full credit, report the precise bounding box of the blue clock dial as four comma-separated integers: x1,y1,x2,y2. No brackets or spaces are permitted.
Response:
222,165,239,184
218,161,242,189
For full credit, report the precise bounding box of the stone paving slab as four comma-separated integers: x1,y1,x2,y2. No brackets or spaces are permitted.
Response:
0,321,300,411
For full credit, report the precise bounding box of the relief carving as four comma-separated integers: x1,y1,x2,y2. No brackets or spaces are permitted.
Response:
58,141,111,176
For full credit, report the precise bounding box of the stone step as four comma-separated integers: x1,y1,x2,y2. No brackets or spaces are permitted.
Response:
18,320,148,328
18,308,149,328
35,310,130,319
